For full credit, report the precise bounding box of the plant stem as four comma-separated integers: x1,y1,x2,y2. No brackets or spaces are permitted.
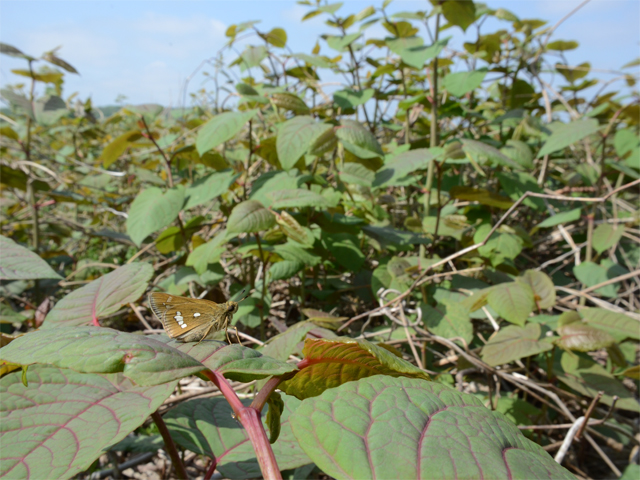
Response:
250,376,284,412
151,411,189,480
254,232,267,342
205,370,282,479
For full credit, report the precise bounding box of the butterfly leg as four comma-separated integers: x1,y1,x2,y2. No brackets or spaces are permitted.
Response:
233,326,240,344
225,327,232,345
194,322,216,346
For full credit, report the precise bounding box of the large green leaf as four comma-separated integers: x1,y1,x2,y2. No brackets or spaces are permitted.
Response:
0,366,175,480
227,200,276,234
442,68,487,96
482,323,553,366
461,138,521,169
554,323,615,351
373,149,434,187
276,116,318,170
580,308,640,341
339,162,374,187
573,261,626,298
196,110,258,155
42,263,153,329
0,327,204,386
441,0,476,31
268,189,333,209
279,337,429,400
185,169,239,210
323,232,365,271
126,186,185,246
42,263,153,328
422,301,473,345
260,321,317,362
534,207,582,230
165,394,311,479
0,235,62,280
289,375,574,480
537,119,600,157
518,270,555,309
487,281,535,326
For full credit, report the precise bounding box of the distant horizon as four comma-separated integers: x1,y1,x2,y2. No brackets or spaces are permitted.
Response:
1,0,638,107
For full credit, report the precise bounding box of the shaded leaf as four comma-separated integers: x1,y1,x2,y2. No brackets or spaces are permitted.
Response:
336,119,383,160
289,375,574,480
461,138,521,169
518,270,555,309
537,119,600,157
422,301,473,345
500,140,534,169
592,223,624,254
487,281,535,326
0,235,62,280
334,89,374,109
340,162,374,187
482,323,553,366
0,366,175,479
272,92,309,114
441,0,476,31
580,308,640,341
279,337,429,400
449,186,513,209
185,169,239,210
43,263,153,327
373,149,434,187
266,391,285,443
99,130,142,168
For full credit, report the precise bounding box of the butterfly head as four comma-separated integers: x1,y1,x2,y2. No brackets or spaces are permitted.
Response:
226,301,239,314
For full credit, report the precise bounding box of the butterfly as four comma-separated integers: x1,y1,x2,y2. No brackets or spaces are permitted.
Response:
148,290,247,345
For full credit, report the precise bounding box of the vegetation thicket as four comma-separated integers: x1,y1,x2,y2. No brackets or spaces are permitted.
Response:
0,1,639,479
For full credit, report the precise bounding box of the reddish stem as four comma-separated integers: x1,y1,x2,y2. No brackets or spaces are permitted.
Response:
204,370,283,480
203,455,218,480
250,376,283,412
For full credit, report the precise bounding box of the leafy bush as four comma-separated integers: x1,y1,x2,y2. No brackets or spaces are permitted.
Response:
1,1,639,479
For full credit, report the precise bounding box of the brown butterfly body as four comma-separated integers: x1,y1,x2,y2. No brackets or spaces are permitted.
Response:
148,292,239,344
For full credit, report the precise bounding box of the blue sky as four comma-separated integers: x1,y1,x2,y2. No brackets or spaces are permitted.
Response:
1,0,638,106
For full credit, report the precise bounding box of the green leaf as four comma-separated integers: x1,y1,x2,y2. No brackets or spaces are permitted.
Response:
614,129,639,157
250,170,306,207
323,233,365,271
185,169,239,210
547,40,579,51
279,337,429,400
482,323,553,366
336,119,383,160
308,124,338,156
487,281,535,326
0,327,204,385
239,45,267,70
518,270,555,309
326,33,361,51
261,321,318,361
387,36,449,69
276,211,314,247
500,140,534,169
557,351,639,412
227,200,276,234
592,223,625,254
266,391,285,443
196,110,258,156
165,394,311,478
0,165,49,192
268,189,332,209
461,138,521,169
265,27,287,47
126,186,185,247
289,375,574,480
269,260,305,281
0,235,62,280
555,323,615,351
441,0,476,31
475,224,523,265
0,366,175,480
98,130,142,168
442,68,487,96
275,242,321,267
340,162,374,187
534,207,582,229
42,263,153,328
168,341,297,382
271,92,309,114
580,308,640,341
422,301,473,345
573,261,625,298
449,186,513,209
373,149,434,187
333,88,374,109
497,171,545,211
537,119,600,157
276,116,318,170
186,231,227,275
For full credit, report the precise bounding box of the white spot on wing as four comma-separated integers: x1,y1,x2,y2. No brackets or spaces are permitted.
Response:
193,313,201,317
175,315,183,323
176,311,181,315
181,324,187,329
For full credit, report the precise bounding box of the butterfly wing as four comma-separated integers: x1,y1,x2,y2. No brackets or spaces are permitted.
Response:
148,293,225,340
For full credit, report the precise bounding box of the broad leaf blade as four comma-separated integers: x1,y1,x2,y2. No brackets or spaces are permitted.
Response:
0,366,176,480
580,308,640,341
555,323,615,351
0,235,62,280
537,119,600,157
196,110,258,155
279,337,429,400
0,327,204,386
487,281,535,326
289,375,574,480
227,200,276,234
43,263,153,327
481,323,553,366
276,116,317,170
185,169,239,210
126,186,185,246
